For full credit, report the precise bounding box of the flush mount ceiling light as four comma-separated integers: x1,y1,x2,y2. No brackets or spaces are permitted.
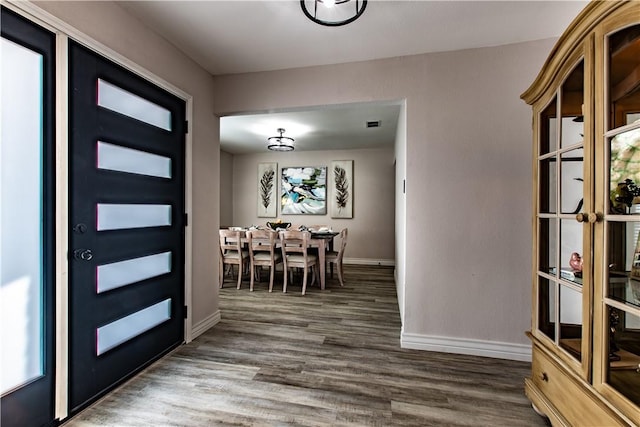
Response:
300,0,367,27
267,128,295,151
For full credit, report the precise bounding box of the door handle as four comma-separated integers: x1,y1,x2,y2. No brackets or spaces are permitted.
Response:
73,249,93,261
73,223,88,234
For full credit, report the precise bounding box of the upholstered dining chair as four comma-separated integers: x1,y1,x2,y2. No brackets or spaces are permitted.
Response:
279,230,318,295
246,229,282,292
325,228,348,287
218,229,248,289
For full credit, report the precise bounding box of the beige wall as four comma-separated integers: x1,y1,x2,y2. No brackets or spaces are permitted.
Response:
220,150,234,228
32,1,220,329
225,147,395,262
214,39,557,359
28,0,558,360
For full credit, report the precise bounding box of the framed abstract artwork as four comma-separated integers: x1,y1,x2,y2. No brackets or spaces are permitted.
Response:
281,166,326,215
330,160,353,218
257,162,277,217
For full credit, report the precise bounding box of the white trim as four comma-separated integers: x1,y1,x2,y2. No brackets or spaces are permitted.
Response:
54,32,70,421
184,105,194,344
401,332,532,362
191,311,222,340
343,257,395,267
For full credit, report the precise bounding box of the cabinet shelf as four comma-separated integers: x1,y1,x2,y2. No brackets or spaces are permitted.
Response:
560,338,640,370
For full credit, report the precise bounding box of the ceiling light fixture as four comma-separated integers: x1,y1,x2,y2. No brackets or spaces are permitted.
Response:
300,0,367,27
267,128,295,151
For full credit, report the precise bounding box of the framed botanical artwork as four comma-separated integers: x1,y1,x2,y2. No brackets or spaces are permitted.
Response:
257,162,277,217
281,166,326,215
330,160,353,218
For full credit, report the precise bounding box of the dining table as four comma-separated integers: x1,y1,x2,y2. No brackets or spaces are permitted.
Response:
228,228,339,290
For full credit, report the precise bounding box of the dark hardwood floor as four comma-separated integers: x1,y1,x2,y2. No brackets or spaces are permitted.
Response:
64,265,548,426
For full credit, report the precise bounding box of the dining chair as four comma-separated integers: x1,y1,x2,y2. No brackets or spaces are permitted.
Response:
325,228,348,286
279,230,318,295
218,229,249,289
246,229,282,292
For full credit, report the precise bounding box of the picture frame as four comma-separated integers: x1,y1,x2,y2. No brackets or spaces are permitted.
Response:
330,160,353,218
257,162,277,217
281,166,326,215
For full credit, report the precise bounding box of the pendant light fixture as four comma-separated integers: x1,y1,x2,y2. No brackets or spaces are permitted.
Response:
300,0,367,27
267,128,295,151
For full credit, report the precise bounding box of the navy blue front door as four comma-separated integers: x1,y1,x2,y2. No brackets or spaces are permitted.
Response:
68,40,187,413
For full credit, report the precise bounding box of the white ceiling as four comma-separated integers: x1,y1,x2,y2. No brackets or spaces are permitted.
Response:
221,102,402,154
119,0,588,153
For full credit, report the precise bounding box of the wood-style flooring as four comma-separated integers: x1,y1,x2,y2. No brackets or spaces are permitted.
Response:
64,265,549,426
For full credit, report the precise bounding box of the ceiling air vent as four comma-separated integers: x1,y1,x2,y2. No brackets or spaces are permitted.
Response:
366,120,381,128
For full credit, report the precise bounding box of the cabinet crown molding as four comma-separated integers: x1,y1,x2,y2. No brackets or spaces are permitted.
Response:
521,1,627,105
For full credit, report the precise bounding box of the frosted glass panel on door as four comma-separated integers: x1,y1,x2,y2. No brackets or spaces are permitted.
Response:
97,252,172,293
96,298,171,355
0,38,44,393
97,79,171,131
97,141,171,178
97,204,171,231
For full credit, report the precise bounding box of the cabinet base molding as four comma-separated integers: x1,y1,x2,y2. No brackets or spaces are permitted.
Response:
528,342,631,426
525,378,570,427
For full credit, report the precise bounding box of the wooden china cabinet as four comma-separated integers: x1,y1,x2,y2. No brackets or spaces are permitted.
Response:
522,1,640,425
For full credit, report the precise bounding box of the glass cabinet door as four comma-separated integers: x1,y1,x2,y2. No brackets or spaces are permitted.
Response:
602,22,640,410
536,58,588,368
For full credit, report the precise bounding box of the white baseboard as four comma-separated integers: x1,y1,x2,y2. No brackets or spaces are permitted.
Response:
401,332,532,362
190,310,221,341
343,257,395,267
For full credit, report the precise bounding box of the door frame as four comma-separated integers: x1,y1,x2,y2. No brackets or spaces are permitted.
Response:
1,1,194,421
